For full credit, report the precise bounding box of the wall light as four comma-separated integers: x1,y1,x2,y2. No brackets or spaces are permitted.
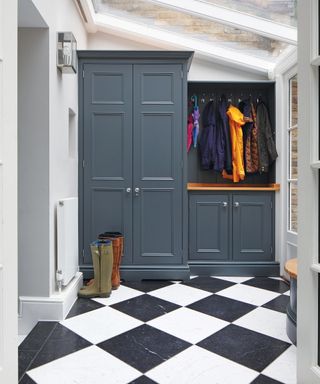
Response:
57,32,77,74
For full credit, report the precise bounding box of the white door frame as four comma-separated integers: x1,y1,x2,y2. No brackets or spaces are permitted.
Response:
297,0,320,381
0,0,18,382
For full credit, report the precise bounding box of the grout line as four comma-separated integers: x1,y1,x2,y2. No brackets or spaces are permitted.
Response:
19,322,59,382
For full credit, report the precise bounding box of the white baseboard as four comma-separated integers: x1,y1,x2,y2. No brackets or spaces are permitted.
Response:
18,272,83,335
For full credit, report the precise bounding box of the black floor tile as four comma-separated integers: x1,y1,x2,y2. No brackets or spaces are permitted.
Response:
121,280,174,293
111,294,180,322
243,278,289,294
262,295,290,314
197,324,290,372
129,376,158,384
98,324,191,373
19,321,58,351
19,374,37,384
66,298,106,319
19,350,37,379
251,374,284,383
29,323,92,369
188,294,256,322
182,276,235,293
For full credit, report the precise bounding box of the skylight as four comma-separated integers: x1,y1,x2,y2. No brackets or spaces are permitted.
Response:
201,0,297,27
78,0,297,75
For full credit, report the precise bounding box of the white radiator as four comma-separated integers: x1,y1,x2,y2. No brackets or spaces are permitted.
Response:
57,197,79,287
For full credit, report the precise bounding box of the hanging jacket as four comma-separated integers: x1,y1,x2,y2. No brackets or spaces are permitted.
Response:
239,99,259,173
217,96,232,173
222,105,245,183
256,101,278,172
192,106,200,148
199,101,216,170
187,112,194,152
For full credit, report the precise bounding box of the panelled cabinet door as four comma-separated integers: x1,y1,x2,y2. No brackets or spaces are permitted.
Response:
133,64,183,265
232,193,274,261
189,194,230,261
82,64,133,264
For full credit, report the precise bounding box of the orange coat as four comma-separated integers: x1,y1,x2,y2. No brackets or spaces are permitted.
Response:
222,105,245,183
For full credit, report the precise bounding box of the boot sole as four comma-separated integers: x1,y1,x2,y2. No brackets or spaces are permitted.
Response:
78,291,111,299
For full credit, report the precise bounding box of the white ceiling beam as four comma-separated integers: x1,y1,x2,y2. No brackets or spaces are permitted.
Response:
73,0,97,33
92,12,273,75
147,0,297,45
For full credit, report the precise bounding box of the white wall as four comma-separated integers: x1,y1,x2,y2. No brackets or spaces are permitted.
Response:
88,32,268,82
0,0,18,381
18,28,50,297
18,0,87,334
31,0,88,295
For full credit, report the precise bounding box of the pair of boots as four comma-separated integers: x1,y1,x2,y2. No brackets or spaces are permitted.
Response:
98,232,123,290
78,240,113,298
79,232,124,298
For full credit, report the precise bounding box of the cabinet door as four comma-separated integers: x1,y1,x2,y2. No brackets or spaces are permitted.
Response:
133,64,183,265
189,194,230,261
82,64,133,264
232,193,273,261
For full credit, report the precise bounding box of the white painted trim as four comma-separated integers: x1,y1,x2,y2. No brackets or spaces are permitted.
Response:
147,0,297,44
311,264,320,273
311,57,320,66
18,272,83,336
297,0,320,380
92,12,272,75
274,45,297,76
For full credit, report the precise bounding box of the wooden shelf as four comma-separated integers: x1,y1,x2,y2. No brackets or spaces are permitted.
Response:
187,183,280,191
285,258,297,279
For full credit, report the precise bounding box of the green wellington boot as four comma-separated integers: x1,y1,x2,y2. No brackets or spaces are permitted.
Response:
78,242,101,298
99,240,113,298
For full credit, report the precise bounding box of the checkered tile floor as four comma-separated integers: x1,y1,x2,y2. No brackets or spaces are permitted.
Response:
19,276,297,384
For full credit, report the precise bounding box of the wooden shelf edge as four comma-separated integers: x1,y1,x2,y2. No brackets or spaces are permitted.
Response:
285,258,297,279
187,183,280,191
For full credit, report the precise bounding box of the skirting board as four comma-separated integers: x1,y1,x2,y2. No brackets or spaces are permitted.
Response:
18,272,83,335
188,262,280,276
80,265,191,282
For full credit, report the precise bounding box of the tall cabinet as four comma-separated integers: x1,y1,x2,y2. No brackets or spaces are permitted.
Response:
78,51,193,281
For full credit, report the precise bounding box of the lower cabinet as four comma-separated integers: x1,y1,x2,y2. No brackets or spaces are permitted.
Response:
189,192,274,263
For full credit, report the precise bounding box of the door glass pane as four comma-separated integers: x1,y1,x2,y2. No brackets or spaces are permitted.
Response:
290,75,298,127
290,128,298,179
289,182,298,233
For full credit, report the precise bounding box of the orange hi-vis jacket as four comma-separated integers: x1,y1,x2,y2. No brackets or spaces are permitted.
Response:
222,105,246,183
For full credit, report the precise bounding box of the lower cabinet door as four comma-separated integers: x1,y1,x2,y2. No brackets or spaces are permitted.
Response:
189,194,230,261
232,193,274,261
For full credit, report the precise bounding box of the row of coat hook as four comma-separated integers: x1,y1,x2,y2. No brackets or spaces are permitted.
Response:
190,93,263,105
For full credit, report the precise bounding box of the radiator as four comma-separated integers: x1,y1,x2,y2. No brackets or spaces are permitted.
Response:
57,197,79,287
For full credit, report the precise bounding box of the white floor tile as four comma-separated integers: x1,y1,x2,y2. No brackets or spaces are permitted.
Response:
147,307,229,344
92,285,144,306
216,284,280,306
234,307,291,343
60,306,142,344
27,345,141,384
213,276,253,284
148,283,212,306
145,345,259,384
18,334,27,346
283,290,290,296
262,345,297,384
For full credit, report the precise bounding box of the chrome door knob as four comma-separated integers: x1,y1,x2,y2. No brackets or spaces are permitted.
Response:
126,187,131,193
234,202,240,208
134,187,140,196
222,202,228,207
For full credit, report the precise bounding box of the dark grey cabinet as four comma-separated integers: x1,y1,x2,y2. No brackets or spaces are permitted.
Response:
189,192,275,265
78,51,193,280
232,194,273,261
189,194,230,261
